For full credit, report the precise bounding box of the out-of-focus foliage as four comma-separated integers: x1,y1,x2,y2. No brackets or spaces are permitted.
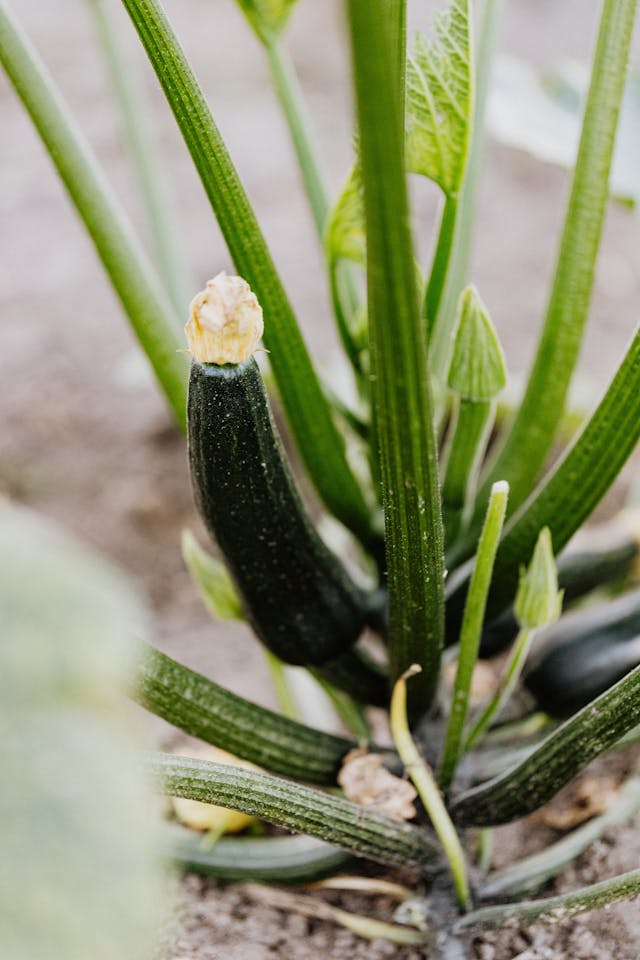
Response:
0,498,164,960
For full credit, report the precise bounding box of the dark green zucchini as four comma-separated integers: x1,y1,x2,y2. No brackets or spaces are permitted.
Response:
188,357,373,667
522,588,640,717
525,630,640,718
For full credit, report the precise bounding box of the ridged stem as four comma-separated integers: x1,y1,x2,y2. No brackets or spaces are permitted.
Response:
439,482,508,790
474,0,638,517
134,645,355,784
456,867,640,933
348,0,445,713
87,0,193,318
451,663,640,826
0,1,187,424
480,777,640,900
149,752,438,870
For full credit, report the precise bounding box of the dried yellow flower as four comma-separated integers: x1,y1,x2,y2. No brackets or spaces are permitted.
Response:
185,272,264,364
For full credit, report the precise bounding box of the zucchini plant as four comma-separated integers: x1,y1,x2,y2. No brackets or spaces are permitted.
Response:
3,0,640,953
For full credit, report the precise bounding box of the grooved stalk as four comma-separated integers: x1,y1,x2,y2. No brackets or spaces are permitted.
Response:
149,753,438,870
475,0,638,517
348,0,445,713
0,1,187,424
134,645,355,784
451,664,640,826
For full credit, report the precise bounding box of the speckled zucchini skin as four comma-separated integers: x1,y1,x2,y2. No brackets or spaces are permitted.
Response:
187,358,371,667
525,630,640,718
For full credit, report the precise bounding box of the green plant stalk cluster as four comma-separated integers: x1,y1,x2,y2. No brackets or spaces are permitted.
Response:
0,1,188,424
474,0,638,519
120,0,375,546
348,0,445,713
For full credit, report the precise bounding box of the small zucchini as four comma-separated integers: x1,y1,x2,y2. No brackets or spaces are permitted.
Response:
524,630,640,719
186,275,375,668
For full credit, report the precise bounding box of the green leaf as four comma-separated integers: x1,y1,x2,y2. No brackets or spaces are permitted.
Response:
181,529,243,621
326,163,366,265
406,0,473,196
0,500,162,960
236,0,298,44
489,56,640,210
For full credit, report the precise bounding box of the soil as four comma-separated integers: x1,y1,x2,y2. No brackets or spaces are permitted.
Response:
2,1,640,957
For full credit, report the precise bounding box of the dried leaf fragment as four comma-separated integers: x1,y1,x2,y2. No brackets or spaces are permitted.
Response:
338,749,417,821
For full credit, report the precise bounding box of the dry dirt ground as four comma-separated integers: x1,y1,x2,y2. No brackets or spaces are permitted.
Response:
2,1,640,957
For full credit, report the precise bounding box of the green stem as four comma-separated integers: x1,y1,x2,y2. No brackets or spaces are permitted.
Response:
447,322,640,635
265,39,329,238
134,644,356,784
265,40,364,384
310,672,371,741
0,1,187,424
464,626,534,751
87,0,193,318
119,0,374,545
456,867,640,933
149,752,438,870
439,481,508,791
433,0,506,380
442,398,492,546
424,193,459,342
391,669,470,909
348,0,445,714
475,0,638,518
451,663,640,827
480,777,640,900
263,651,299,721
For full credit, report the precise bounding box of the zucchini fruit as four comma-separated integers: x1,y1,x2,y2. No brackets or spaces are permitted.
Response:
186,277,375,669
524,588,640,717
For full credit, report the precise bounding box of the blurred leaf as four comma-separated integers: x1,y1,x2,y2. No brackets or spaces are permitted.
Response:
236,0,299,43
326,163,366,265
0,498,163,960
406,0,473,195
488,55,640,209
182,529,244,621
